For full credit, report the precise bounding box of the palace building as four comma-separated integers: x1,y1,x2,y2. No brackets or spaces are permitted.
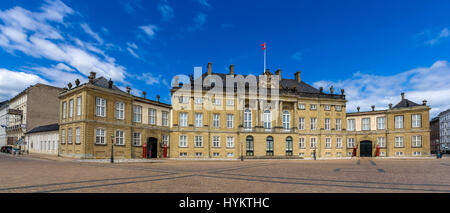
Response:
58,72,171,159
170,63,431,159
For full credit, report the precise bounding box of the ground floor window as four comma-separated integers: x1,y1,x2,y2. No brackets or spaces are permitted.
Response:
213,152,220,157
227,152,234,158
286,136,293,156
246,136,254,156
95,128,105,144
195,152,203,157
413,151,422,156
133,133,141,146
266,136,274,156
179,152,187,157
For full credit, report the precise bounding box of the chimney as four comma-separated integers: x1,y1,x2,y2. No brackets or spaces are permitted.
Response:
207,62,212,75
229,64,234,75
126,86,131,94
330,86,334,95
341,89,345,95
389,103,393,109
68,82,72,89
75,79,80,87
275,69,281,77
295,71,301,83
357,106,360,112
319,87,323,93
173,76,179,87
371,105,375,111
108,79,113,89
88,72,96,83
157,95,160,102
401,92,405,100
423,100,427,106
142,91,146,99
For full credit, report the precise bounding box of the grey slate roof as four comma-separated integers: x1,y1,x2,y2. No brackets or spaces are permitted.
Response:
438,108,450,117
91,77,125,93
178,72,343,99
393,99,421,109
26,123,59,134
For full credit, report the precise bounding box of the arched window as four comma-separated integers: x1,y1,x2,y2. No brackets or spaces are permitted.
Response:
282,110,290,129
244,109,252,129
286,136,293,156
264,110,272,129
266,136,274,156
246,136,254,156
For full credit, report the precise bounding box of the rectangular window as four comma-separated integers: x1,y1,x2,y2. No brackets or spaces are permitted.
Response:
69,99,74,118
335,105,342,111
162,135,169,147
362,118,370,130
62,102,67,119
179,96,189,104
213,114,220,128
227,153,234,158
310,118,317,130
336,119,342,130
95,128,105,144
348,138,355,148
76,97,82,116
212,98,222,106
162,111,169,126
133,105,142,123
75,128,80,144
412,114,422,128
325,137,332,149
179,135,188,147
226,114,234,128
96,97,106,117
299,137,306,148
68,128,72,144
213,152,220,157
115,130,124,145
395,136,404,147
148,108,156,125
310,104,317,110
226,136,234,148
179,112,188,127
282,111,290,129
61,129,65,144
413,152,421,156
325,118,331,130
212,136,220,148
115,102,125,120
299,117,305,130
310,137,317,148
133,132,141,146
377,117,385,130
227,99,234,106
377,137,386,148
194,97,203,104
195,152,203,157
396,152,404,156
244,110,252,129
324,105,331,111
180,152,188,157
194,136,203,147
195,113,203,127
298,103,305,110
347,119,355,131
395,116,404,129
336,138,342,148
264,111,272,129
412,136,422,147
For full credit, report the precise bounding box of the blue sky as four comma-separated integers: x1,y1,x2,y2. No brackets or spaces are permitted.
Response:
0,0,449,117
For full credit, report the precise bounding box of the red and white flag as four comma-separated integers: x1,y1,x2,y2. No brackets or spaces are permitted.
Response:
261,43,266,50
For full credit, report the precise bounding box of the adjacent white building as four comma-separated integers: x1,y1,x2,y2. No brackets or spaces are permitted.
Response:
25,123,59,155
439,109,450,152
0,101,8,147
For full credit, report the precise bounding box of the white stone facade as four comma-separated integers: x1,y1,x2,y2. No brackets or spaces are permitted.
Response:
440,109,450,151
25,130,59,155
0,103,8,147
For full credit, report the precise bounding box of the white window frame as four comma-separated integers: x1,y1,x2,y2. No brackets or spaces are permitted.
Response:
212,136,220,148
162,135,169,147
148,108,156,125
115,130,124,145
362,118,370,131
69,99,74,118
76,96,82,116
324,105,331,111
244,109,252,129
61,129,65,144
377,117,385,130
348,138,355,148
395,136,404,147
310,137,317,148
213,114,220,128
335,105,342,111
299,117,305,130
68,128,72,144
395,116,404,129
227,99,234,106
179,112,188,127
412,135,422,147
95,128,106,145
310,104,317,110
162,111,169,126
325,137,332,149
311,117,317,130
377,137,386,148
194,97,203,104
133,105,142,123
179,135,188,147
115,102,125,120
133,132,141,146
282,110,290,129
264,110,272,129
347,119,355,131
324,118,331,130
299,137,306,149
226,136,234,148
226,114,234,128
412,114,422,128
195,113,203,128
336,137,342,148
298,103,305,110
62,102,67,119
96,97,106,117
75,127,80,144
194,136,203,148
336,119,342,131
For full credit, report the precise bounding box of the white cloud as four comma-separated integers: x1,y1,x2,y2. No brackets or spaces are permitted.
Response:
0,0,127,84
158,0,174,21
139,24,158,39
0,68,48,100
194,0,211,8
313,60,450,118
127,47,140,59
426,27,449,45
80,23,103,44
188,13,207,32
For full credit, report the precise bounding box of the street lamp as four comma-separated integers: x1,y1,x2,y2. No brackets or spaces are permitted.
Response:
111,133,115,163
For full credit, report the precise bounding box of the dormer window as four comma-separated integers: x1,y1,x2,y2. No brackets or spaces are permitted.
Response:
335,106,342,111
324,105,331,111
310,104,317,110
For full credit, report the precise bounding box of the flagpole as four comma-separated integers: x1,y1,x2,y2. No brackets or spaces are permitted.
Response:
264,42,266,73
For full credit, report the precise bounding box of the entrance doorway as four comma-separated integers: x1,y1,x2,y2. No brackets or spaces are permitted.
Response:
147,137,158,159
360,141,373,157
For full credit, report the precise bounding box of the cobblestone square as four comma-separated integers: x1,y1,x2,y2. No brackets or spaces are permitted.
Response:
1,153,450,193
